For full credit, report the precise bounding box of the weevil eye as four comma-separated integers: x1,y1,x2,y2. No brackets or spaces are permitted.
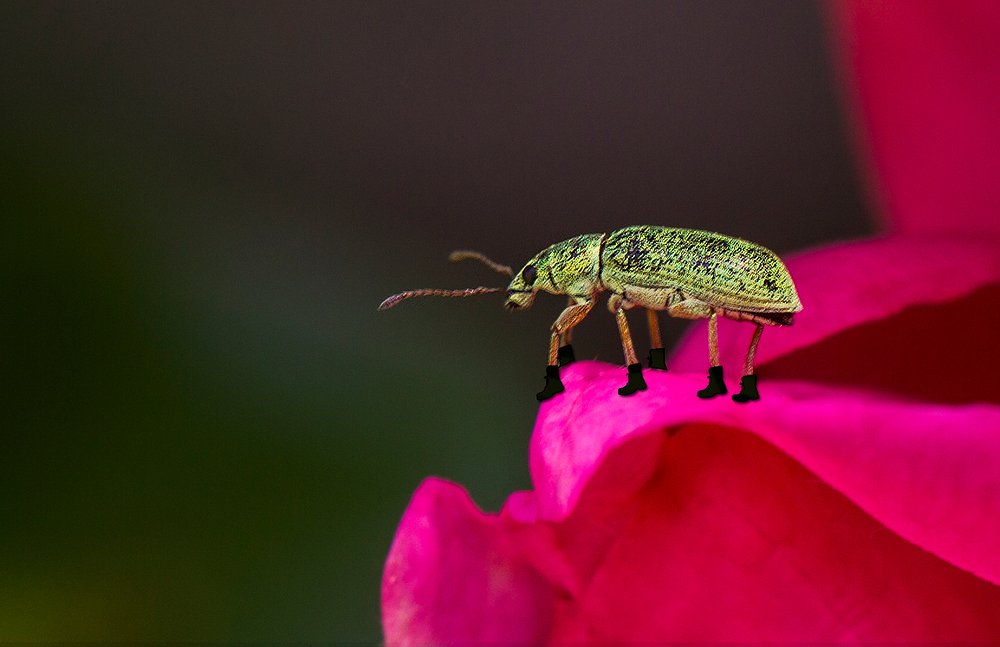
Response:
521,265,537,285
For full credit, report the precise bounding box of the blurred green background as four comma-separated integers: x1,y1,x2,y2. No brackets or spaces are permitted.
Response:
0,1,872,640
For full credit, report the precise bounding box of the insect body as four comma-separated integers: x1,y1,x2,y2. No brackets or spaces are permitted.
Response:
379,225,802,402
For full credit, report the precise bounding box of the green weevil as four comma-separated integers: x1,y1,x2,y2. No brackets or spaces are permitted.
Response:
379,225,802,402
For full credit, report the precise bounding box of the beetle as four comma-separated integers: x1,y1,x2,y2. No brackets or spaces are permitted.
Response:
379,225,802,402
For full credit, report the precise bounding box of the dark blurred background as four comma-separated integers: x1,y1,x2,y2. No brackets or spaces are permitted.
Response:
0,1,872,640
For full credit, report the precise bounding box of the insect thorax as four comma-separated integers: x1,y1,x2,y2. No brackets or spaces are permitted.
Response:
536,233,605,296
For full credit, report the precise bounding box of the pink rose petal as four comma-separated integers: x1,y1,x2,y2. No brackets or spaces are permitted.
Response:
669,235,1000,398
534,365,1000,587
546,416,1000,640
763,281,1000,404
381,478,563,643
385,371,1000,641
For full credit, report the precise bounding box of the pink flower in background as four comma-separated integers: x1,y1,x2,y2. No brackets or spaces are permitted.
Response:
827,0,1000,239
382,1,1000,641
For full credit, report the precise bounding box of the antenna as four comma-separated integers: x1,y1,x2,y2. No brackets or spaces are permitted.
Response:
448,250,514,277
378,286,505,311
378,250,514,310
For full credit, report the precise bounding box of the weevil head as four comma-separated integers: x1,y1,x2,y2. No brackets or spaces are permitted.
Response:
504,234,604,309
504,257,544,309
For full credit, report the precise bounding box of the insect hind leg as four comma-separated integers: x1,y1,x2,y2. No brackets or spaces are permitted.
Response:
696,310,728,399
733,323,764,403
666,297,712,320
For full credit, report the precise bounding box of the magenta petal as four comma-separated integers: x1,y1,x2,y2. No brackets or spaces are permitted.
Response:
381,477,563,643
669,235,1000,380
534,364,1000,586
547,413,1000,640
386,367,1000,640
828,0,1000,236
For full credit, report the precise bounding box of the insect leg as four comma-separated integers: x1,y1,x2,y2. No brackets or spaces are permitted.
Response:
646,309,667,370
614,307,639,365
606,295,638,365
646,308,662,348
666,297,712,319
708,310,720,367
559,297,576,366
742,323,763,376
547,300,594,365
537,299,594,401
733,323,763,403
697,310,727,398
609,295,647,396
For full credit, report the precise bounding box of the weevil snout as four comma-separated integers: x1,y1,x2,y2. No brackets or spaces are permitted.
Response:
505,290,535,310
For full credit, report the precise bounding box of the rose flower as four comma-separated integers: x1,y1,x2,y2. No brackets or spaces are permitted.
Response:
382,1,1000,641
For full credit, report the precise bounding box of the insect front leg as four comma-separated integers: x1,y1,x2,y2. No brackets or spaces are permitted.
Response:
536,297,594,402
547,299,594,365
607,294,647,396
557,296,577,365
732,323,763,403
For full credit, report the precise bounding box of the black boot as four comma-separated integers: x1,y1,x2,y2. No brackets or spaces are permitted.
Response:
732,374,760,402
618,363,648,396
557,344,576,366
697,365,727,398
537,365,565,401
647,347,668,370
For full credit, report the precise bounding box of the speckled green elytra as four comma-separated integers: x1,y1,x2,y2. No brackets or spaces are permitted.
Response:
379,225,802,403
